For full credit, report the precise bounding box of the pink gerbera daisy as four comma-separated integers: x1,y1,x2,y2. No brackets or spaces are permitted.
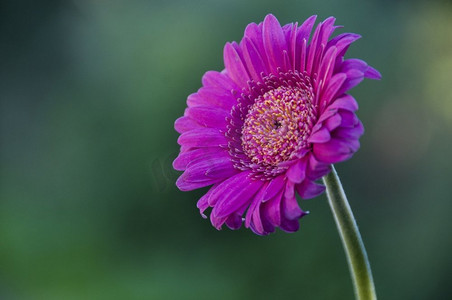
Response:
173,14,381,235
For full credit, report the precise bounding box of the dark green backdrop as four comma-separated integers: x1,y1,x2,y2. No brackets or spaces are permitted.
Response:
1,0,452,299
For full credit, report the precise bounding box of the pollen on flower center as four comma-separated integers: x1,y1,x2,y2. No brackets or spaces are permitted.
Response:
241,86,316,167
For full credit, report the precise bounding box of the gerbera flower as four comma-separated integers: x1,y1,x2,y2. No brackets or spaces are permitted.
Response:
173,14,380,235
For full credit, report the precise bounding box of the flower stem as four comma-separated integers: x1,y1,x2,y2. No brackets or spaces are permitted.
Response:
323,165,377,300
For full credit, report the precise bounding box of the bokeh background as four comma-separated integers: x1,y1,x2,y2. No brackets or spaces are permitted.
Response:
2,0,452,299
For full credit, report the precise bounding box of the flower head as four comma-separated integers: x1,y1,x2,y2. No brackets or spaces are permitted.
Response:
173,14,380,235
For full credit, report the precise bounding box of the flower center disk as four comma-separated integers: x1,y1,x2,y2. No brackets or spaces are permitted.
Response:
241,86,315,167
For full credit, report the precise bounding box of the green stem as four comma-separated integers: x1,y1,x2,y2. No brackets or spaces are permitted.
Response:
323,165,377,300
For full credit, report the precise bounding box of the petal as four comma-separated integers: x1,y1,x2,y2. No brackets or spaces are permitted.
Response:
225,212,243,230
328,33,361,64
173,147,225,171
286,22,298,70
176,174,221,191
183,153,236,179
333,120,364,140
297,15,317,43
339,110,359,128
296,180,326,199
296,15,317,70
250,196,266,235
224,199,249,230
365,66,382,79
186,106,229,128
242,37,268,82
197,184,219,218
308,127,331,143
320,73,347,109
250,196,276,235
212,176,263,219
328,94,359,112
202,70,239,91
318,17,337,47
174,116,202,134
261,188,284,227
324,113,342,131
177,128,227,148
260,208,277,235
263,14,288,74
340,58,369,73
186,93,204,108
262,174,285,201
284,180,295,199
307,17,336,75
179,155,233,183
245,181,269,229
280,218,300,233
286,159,307,184
210,213,228,231
244,22,266,57
298,38,308,72
224,42,250,88
339,71,364,95
281,193,304,220
196,87,238,110
316,46,338,93
207,171,252,207
316,107,339,124
307,154,331,180
313,138,360,163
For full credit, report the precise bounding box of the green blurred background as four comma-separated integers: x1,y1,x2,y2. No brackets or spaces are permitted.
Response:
1,0,452,299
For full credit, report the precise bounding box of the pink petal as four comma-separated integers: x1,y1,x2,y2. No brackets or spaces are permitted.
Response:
212,176,263,219
286,22,298,70
320,73,347,109
176,174,221,191
316,46,338,93
286,159,307,184
261,188,284,227
262,174,285,201
298,38,307,72
245,181,269,229
186,106,229,128
339,110,359,128
244,22,266,56
225,212,243,230
324,113,342,131
328,94,359,112
173,147,226,171
327,33,361,55
281,194,304,220
296,15,317,70
280,218,300,233
177,128,227,148
174,116,202,134
297,15,317,43
207,171,252,207
333,121,364,140
365,66,382,79
202,70,239,91
197,184,219,218
224,42,250,88
307,154,331,180
196,87,238,110
308,127,331,143
182,155,233,181
308,17,337,75
313,138,359,163
242,37,267,82
296,180,326,199
263,14,288,74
